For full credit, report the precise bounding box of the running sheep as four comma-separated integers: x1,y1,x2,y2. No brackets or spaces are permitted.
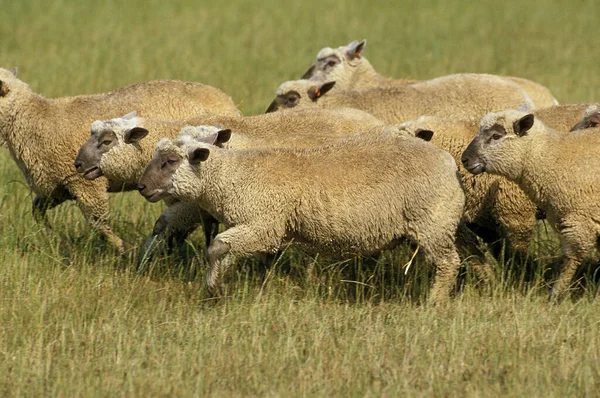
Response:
301,39,558,108
461,110,600,300
265,74,535,123
137,132,466,304
0,67,239,251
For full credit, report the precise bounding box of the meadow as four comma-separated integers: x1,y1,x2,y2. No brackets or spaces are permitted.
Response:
1,0,600,395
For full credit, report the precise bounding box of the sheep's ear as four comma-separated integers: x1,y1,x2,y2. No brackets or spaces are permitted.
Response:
347,39,366,59
308,81,336,101
196,129,232,147
123,127,149,144
188,146,210,165
9,67,17,77
301,63,316,79
122,111,137,120
517,103,530,113
415,129,434,142
513,114,534,136
0,81,8,97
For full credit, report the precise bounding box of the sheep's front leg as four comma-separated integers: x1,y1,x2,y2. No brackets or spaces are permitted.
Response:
69,178,126,252
550,219,597,301
206,224,283,296
32,195,64,229
138,201,210,269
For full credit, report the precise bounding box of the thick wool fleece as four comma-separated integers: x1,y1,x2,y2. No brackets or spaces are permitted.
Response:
532,103,600,132
272,74,535,123
305,43,558,108
398,116,537,254
0,67,239,250
465,110,600,299
159,134,465,303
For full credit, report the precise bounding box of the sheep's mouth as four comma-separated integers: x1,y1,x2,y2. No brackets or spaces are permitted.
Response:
143,189,169,203
464,162,485,175
83,167,103,180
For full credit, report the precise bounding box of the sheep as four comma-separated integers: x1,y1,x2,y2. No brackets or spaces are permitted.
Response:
301,39,559,108
74,108,386,261
0,67,240,251
461,110,600,300
396,106,599,257
137,132,466,304
265,74,535,124
532,103,600,132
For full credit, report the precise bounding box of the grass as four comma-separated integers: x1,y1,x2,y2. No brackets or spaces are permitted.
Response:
1,0,600,395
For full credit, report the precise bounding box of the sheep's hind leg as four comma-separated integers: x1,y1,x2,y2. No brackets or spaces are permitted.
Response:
550,220,596,301
419,232,461,305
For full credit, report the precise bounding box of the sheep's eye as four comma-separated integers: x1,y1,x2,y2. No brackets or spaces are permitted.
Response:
102,140,112,146
327,60,337,67
167,159,176,165
491,133,503,140
287,96,297,104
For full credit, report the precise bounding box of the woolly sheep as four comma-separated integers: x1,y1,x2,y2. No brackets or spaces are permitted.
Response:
265,74,535,123
0,67,239,251
75,108,386,261
397,107,598,256
301,40,559,108
461,110,600,300
137,132,466,303
533,103,600,132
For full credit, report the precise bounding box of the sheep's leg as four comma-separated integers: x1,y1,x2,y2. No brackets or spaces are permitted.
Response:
32,195,64,229
455,223,494,284
69,179,126,252
419,232,461,305
550,220,596,301
206,224,282,296
138,202,218,269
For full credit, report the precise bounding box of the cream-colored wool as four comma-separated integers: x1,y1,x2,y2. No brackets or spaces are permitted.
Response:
532,103,600,132
268,74,535,123
397,107,599,254
0,67,239,251
88,108,385,259
462,110,600,299
144,134,465,304
303,40,558,108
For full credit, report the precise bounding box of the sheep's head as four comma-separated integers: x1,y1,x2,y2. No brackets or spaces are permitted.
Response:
178,125,232,147
462,110,536,179
569,105,600,131
74,111,148,180
265,80,335,113
300,40,367,87
138,129,229,203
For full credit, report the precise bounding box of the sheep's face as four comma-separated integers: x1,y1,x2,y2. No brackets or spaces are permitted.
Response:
138,144,184,203
0,68,24,129
569,105,600,131
138,130,230,202
300,40,366,86
74,112,147,180
462,111,535,178
265,80,335,113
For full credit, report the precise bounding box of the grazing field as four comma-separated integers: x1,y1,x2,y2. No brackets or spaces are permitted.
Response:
1,0,599,396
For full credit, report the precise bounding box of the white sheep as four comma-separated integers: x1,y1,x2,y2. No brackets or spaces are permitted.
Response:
74,108,386,261
301,39,559,108
461,110,600,299
266,74,535,124
0,67,239,251
137,132,466,304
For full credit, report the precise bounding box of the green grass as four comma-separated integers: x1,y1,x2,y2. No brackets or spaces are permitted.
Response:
1,0,600,395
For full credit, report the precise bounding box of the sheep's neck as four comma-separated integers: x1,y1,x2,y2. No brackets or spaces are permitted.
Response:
516,134,553,213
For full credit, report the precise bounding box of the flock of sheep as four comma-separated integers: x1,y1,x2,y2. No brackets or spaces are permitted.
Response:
2,39,599,303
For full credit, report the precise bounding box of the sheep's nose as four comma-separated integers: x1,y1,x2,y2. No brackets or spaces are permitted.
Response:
74,161,82,169
137,184,145,192
461,156,468,165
